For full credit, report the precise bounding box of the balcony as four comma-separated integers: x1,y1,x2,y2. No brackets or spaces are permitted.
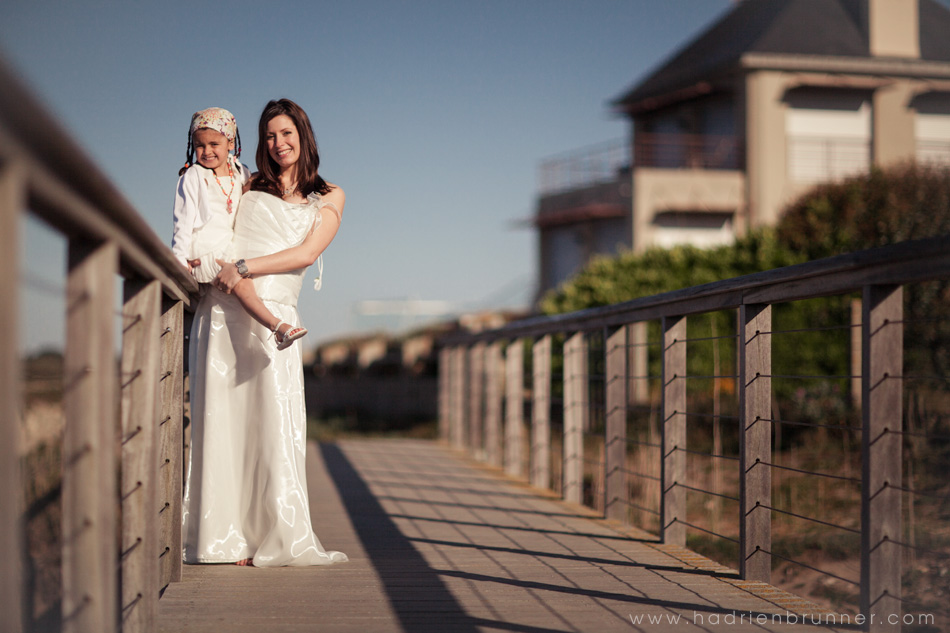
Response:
633,131,743,170
537,139,630,196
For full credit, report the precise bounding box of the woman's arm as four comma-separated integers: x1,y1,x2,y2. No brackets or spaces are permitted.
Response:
214,185,345,292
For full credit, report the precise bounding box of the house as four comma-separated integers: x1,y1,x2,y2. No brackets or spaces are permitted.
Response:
535,0,950,299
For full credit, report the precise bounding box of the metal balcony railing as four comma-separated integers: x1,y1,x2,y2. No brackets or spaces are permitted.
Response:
537,139,630,196
634,132,743,171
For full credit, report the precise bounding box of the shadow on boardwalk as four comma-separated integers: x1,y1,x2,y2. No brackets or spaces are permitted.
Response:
159,439,846,632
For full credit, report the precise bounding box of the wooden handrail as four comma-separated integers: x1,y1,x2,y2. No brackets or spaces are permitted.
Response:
443,234,950,344
1,54,198,633
0,57,197,303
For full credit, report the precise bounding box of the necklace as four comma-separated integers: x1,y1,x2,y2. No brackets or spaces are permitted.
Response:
281,183,297,197
213,161,236,213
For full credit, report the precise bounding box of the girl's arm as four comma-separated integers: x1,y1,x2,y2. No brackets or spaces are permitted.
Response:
215,186,345,292
171,168,205,267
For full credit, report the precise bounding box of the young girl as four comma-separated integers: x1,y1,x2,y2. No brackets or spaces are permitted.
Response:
171,107,306,350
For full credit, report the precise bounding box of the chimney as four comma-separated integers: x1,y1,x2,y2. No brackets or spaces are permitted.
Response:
868,0,919,58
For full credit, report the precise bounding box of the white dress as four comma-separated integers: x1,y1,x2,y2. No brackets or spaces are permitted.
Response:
182,190,346,567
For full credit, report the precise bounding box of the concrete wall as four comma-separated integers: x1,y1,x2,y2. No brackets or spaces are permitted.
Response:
631,168,745,252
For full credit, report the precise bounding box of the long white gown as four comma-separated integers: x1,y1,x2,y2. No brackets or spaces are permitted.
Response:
182,190,347,567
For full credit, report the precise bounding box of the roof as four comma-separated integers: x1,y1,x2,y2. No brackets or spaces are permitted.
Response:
614,0,950,112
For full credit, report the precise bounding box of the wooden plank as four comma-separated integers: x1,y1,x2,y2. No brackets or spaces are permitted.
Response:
504,340,524,478
63,240,118,633
861,285,903,633
531,335,552,490
0,158,24,633
120,279,162,631
484,342,504,468
563,333,585,505
739,304,771,581
661,316,686,546
605,326,628,522
467,343,485,456
159,438,835,633
158,298,184,587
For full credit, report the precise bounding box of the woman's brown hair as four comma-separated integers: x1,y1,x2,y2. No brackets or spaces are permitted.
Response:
251,98,331,197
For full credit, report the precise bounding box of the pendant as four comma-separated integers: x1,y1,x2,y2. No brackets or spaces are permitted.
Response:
227,199,233,213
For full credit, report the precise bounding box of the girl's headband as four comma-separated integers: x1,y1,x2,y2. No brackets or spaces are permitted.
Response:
190,107,237,141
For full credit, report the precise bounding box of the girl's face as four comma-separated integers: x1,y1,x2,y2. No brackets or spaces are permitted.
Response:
265,114,300,173
193,128,234,176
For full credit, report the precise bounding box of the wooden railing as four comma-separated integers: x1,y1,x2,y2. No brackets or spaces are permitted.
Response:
1,59,198,632
439,236,950,632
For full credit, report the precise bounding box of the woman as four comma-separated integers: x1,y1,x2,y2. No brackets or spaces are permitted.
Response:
181,99,347,567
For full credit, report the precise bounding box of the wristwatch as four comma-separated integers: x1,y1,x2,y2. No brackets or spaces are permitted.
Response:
235,259,250,278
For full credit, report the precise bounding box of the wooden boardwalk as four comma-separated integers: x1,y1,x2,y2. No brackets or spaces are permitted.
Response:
158,439,847,633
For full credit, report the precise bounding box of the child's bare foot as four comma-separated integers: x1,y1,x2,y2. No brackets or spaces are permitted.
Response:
272,320,308,351
235,558,254,567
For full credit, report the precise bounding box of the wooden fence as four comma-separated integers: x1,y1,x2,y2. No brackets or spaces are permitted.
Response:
0,59,197,632
439,235,950,633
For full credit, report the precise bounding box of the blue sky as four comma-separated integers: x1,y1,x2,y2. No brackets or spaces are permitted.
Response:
3,0,737,352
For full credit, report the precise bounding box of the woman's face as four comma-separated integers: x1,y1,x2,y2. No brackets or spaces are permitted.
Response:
266,114,300,172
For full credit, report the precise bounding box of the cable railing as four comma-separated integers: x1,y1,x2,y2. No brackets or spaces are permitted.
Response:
439,235,950,632
1,59,198,633
537,139,629,196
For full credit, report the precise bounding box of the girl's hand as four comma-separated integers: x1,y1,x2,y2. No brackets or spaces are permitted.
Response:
187,258,201,271
213,260,242,293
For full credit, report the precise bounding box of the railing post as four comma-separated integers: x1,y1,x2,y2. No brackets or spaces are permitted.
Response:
468,342,485,457
563,332,587,504
119,279,162,631
484,341,504,467
861,285,903,633
626,321,648,404
531,335,552,490
438,346,451,441
739,304,772,581
63,240,118,633
605,325,628,522
504,339,525,477
158,298,184,587
450,346,467,449
0,159,25,633
661,316,686,545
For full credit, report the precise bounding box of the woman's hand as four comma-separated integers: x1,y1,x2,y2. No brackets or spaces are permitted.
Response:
213,260,242,293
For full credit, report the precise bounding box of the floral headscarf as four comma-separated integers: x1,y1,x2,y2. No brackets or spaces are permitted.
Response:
180,106,242,174
190,107,237,142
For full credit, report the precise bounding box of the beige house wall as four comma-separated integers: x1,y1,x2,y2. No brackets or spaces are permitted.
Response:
745,70,789,229
874,81,920,165
869,0,920,58
631,168,745,253
744,70,927,231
